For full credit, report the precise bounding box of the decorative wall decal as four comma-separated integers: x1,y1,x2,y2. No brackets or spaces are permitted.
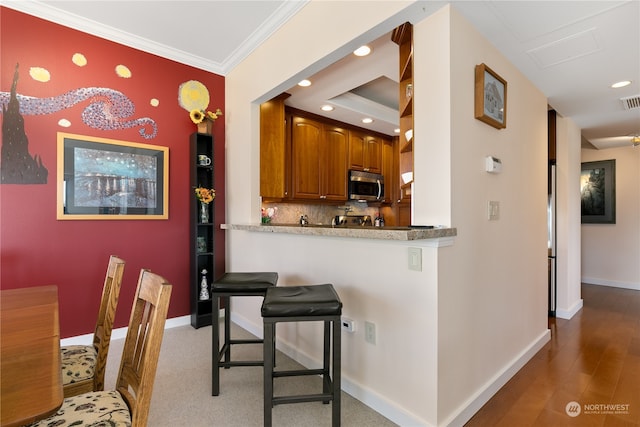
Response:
72,53,88,67
1,53,158,139
178,80,210,112
0,84,158,139
1,64,48,184
115,64,131,78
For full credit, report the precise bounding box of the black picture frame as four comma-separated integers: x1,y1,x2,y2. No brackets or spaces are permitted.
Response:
581,159,615,224
474,63,507,129
57,132,169,220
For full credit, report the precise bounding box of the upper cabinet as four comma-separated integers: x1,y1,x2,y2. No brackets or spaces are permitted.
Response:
291,115,348,201
260,94,290,199
348,130,382,173
392,22,414,209
260,102,393,205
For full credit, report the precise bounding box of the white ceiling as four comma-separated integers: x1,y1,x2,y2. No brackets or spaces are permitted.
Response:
5,1,640,149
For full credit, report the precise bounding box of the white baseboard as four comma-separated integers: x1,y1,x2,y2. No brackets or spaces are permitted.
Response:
442,329,551,427
582,277,640,291
556,299,583,319
60,315,191,346
231,312,433,427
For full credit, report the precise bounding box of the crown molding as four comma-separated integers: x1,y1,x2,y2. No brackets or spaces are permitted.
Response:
3,0,308,75
221,0,308,75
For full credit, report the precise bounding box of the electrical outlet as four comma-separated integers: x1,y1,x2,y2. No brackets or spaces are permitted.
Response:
341,317,355,333
364,321,376,345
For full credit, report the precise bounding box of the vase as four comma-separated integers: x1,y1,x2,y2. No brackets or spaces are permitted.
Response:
200,202,209,223
199,269,209,300
197,120,212,135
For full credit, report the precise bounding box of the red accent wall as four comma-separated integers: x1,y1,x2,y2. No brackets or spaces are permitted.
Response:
0,8,226,338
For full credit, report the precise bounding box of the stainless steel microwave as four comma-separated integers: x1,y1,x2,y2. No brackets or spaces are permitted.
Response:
348,170,384,201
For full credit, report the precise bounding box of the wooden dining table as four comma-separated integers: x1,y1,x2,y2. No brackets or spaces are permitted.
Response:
1,285,63,427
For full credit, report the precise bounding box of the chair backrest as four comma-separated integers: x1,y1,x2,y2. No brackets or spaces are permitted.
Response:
116,269,172,427
92,255,126,391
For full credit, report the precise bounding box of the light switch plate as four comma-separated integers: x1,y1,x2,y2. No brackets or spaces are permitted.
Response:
488,201,500,220
408,247,422,271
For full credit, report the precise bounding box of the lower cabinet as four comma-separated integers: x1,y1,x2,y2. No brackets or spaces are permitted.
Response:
190,132,215,329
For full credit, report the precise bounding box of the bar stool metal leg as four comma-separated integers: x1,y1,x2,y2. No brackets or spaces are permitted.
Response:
223,295,231,368
212,293,221,396
333,316,341,426
264,320,275,427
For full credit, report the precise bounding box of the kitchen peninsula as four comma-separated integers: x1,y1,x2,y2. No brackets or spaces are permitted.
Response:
222,223,456,242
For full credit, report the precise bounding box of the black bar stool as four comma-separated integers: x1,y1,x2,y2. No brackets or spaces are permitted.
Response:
262,284,342,427
211,272,278,396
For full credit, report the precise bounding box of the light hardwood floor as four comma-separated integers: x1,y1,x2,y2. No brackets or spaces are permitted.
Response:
465,283,640,427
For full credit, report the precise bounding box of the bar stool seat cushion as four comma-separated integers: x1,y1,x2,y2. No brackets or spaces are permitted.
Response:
212,272,278,293
262,284,342,317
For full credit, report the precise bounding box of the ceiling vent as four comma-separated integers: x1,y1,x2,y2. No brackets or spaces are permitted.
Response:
620,94,640,110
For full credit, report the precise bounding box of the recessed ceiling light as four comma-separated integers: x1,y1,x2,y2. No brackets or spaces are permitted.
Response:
321,105,334,112
611,80,631,88
362,118,373,124
298,79,311,87
353,45,371,57
394,128,401,134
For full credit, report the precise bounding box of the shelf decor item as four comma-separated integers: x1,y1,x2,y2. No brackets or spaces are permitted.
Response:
190,108,222,135
261,206,277,224
199,269,210,300
197,236,207,253
195,187,215,223
474,63,507,129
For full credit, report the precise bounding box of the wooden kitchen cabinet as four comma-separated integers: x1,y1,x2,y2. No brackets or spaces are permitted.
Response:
381,137,395,203
348,130,382,173
392,22,414,225
291,115,348,201
260,94,290,199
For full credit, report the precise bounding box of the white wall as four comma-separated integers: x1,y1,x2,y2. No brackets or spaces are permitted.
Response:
581,145,640,290
417,7,550,425
226,2,551,426
225,2,442,425
555,115,584,317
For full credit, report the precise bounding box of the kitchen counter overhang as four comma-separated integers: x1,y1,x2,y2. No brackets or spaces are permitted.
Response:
221,223,457,241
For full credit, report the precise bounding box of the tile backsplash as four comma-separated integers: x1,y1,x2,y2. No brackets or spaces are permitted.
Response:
261,201,379,225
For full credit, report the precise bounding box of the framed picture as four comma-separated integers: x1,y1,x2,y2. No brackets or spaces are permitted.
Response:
57,132,169,220
475,63,507,129
581,159,615,224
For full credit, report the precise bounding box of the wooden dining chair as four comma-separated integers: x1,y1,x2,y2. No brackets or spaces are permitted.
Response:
61,255,126,398
29,269,172,427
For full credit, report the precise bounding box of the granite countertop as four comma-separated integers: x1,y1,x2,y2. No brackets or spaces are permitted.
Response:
221,223,457,241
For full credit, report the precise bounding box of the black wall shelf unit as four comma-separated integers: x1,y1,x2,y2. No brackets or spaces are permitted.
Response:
190,132,215,328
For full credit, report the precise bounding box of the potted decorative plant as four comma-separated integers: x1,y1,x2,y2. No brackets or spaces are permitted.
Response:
190,108,222,135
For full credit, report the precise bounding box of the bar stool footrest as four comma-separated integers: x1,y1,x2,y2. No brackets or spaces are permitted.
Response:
221,360,264,367
229,339,263,345
273,368,324,378
273,393,334,406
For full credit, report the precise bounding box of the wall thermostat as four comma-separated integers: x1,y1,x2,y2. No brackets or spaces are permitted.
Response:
485,156,502,173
